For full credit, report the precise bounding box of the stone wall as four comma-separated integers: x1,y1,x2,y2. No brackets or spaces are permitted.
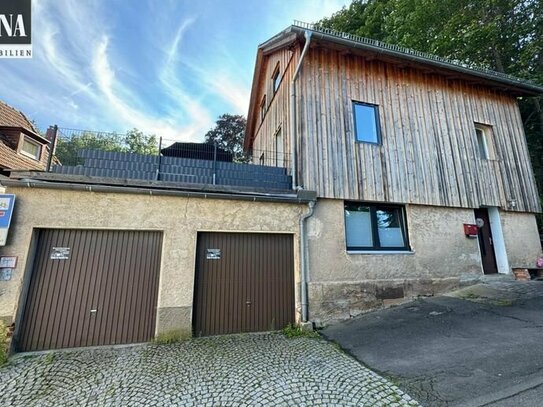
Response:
500,211,541,268
0,186,304,336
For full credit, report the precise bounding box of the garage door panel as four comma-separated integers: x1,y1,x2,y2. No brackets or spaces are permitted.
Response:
193,233,294,336
18,229,163,352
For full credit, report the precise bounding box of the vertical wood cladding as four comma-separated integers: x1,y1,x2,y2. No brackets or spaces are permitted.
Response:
18,229,162,351
252,46,539,213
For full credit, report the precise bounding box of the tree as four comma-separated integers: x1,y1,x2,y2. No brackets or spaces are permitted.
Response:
204,114,248,162
55,128,158,165
124,128,158,156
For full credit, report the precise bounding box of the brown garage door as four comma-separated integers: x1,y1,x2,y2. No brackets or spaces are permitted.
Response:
17,229,162,352
193,232,294,336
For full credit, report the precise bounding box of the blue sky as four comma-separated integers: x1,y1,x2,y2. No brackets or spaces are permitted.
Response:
0,0,351,141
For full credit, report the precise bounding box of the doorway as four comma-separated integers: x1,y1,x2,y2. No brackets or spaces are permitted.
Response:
474,208,498,274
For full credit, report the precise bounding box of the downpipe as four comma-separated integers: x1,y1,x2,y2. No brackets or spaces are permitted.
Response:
290,30,312,190
300,200,316,323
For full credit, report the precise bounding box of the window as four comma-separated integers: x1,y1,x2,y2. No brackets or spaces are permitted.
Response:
474,123,495,160
275,128,284,167
353,101,380,144
20,137,41,160
344,202,409,251
272,64,281,94
260,95,267,122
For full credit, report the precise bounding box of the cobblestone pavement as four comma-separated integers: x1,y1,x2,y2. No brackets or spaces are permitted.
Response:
0,333,419,406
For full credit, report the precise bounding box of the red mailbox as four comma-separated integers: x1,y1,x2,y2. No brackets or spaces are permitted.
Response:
463,223,478,238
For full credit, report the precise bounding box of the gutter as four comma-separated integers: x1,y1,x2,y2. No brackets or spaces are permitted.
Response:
289,24,543,96
0,179,315,204
290,30,312,189
300,200,316,323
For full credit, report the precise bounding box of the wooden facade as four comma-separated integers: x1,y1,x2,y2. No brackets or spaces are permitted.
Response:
247,36,540,213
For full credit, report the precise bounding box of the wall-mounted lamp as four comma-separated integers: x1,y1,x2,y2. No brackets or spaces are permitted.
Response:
507,199,517,209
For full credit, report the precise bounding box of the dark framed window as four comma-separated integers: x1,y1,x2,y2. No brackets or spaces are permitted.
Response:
272,64,281,94
353,101,381,144
344,202,409,251
260,95,267,122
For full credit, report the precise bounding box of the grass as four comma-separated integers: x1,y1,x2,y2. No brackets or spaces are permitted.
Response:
0,320,8,366
281,323,319,339
153,329,191,344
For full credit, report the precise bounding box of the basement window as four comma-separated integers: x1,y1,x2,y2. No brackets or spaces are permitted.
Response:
20,137,41,161
344,202,409,251
353,101,381,144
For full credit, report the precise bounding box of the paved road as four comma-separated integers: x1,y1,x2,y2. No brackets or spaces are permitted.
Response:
0,333,418,406
322,281,543,407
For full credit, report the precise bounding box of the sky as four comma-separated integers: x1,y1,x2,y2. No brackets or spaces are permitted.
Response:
0,0,351,142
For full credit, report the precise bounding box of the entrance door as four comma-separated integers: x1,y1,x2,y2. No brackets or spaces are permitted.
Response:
193,232,294,336
18,229,163,351
474,209,498,274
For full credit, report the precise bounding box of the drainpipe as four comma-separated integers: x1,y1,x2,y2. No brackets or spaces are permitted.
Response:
300,200,316,323
290,31,312,190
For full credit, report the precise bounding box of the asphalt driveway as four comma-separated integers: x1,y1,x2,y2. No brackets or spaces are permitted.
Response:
321,280,543,407
0,332,418,406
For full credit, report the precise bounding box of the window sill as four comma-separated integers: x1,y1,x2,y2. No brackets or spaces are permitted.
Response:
346,250,415,255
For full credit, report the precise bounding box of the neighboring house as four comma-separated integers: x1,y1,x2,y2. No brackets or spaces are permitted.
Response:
245,22,543,325
0,101,51,175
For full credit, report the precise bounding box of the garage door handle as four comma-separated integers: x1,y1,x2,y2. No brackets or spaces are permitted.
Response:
246,300,251,306
90,309,97,314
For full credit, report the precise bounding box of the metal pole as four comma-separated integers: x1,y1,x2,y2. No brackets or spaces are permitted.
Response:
46,125,58,172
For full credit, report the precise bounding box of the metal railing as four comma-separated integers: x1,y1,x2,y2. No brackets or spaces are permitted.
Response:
46,127,292,189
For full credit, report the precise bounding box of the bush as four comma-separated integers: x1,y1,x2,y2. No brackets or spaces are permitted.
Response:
282,323,319,339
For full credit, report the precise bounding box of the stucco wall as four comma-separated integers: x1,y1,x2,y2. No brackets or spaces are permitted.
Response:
0,187,304,335
500,210,541,267
306,199,485,324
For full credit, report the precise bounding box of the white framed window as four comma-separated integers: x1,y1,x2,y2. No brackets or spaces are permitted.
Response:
20,137,41,160
344,202,410,251
275,127,284,167
474,123,495,160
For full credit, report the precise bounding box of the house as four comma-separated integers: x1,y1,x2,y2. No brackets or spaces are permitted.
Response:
244,22,543,326
0,101,52,175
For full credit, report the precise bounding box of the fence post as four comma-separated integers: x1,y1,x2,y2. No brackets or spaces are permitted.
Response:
46,125,58,172
156,136,162,181
212,143,217,185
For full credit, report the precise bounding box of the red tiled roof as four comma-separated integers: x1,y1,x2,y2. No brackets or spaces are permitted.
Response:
0,100,39,134
0,141,46,171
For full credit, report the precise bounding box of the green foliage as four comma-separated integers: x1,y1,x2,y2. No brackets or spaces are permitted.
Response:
153,329,191,344
204,114,249,163
0,320,8,366
55,128,158,166
320,0,543,229
281,323,319,339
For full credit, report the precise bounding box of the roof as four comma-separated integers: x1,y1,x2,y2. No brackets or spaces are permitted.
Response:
245,21,543,149
0,100,40,135
0,140,46,171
